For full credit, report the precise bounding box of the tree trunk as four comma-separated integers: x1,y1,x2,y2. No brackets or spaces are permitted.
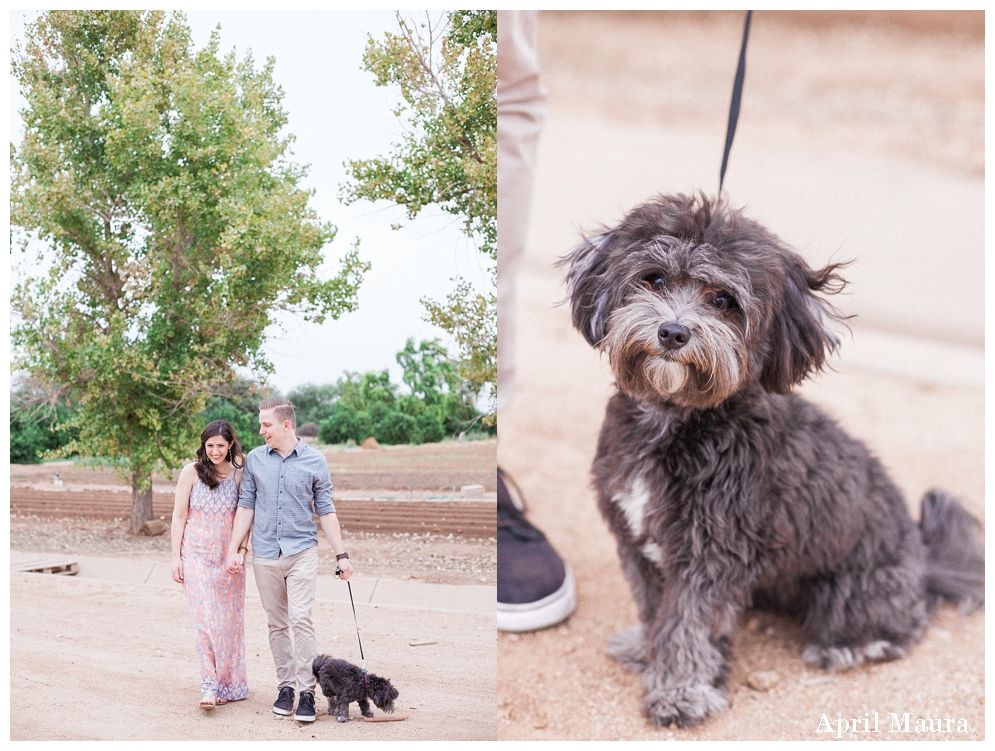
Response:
129,468,154,535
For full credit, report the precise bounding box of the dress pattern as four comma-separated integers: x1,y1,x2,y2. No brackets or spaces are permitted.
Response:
182,476,250,700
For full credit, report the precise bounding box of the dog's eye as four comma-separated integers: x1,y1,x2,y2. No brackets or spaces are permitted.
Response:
641,274,666,292
710,292,734,311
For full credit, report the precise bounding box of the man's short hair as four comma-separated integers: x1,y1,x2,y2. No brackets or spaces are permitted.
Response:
259,398,296,430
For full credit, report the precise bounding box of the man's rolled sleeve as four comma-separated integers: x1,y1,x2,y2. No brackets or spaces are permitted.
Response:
239,454,258,510
313,462,335,516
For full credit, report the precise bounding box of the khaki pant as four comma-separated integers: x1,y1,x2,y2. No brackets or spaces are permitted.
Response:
253,546,319,693
497,10,546,413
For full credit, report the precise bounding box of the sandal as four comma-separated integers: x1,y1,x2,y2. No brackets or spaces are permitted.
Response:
199,694,217,710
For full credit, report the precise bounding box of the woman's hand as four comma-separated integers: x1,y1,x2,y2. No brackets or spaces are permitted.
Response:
225,548,245,575
171,556,184,584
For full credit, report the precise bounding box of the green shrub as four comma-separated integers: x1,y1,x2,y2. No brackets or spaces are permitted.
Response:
9,395,78,464
374,409,417,445
320,403,371,445
414,411,445,444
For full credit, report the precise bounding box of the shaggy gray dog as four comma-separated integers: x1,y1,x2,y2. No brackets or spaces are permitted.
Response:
561,193,984,728
312,654,398,722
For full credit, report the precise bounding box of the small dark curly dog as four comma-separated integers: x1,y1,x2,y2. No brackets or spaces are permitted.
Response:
312,654,398,723
561,193,984,728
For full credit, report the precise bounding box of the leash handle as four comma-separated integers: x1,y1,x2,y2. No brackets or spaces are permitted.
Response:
719,10,753,196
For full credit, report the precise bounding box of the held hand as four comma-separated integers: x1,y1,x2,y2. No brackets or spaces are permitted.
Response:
171,557,184,584
336,558,355,582
225,549,244,575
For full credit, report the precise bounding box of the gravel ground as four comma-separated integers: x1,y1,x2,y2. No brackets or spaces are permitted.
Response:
11,572,496,741
10,439,497,585
9,514,496,586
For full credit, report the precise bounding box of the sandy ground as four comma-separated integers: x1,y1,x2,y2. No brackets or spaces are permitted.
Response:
497,11,984,741
9,516,496,587
10,570,495,741
9,444,496,740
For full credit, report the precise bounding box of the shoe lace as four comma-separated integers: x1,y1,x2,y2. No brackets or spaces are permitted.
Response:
497,470,546,542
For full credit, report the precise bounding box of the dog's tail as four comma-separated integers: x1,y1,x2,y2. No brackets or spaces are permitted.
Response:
919,490,984,609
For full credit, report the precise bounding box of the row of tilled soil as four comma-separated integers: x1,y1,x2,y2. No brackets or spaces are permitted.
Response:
9,487,495,538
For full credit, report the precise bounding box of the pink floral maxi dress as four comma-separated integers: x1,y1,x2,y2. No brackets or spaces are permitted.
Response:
181,476,250,700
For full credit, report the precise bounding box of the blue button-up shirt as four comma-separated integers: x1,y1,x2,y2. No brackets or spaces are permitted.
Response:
238,439,335,559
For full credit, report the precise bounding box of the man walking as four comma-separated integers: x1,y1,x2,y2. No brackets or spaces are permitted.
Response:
226,398,354,722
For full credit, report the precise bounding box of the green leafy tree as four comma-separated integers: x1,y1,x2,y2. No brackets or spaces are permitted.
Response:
10,11,368,533
199,377,275,451
396,336,483,434
316,338,487,446
343,370,397,409
287,382,341,426
10,381,79,464
341,11,496,413
397,337,460,403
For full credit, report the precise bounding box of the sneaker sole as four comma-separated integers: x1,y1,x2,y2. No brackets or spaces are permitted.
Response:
497,565,577,633
272,706,293,716
293,714,316,722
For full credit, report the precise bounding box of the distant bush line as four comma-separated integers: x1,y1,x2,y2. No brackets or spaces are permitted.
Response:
10,338,493,464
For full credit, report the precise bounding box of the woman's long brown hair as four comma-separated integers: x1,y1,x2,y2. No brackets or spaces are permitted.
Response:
195,419,244,490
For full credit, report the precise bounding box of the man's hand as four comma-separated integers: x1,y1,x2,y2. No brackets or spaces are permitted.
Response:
226,507,254,574
336,557,355,582
318,512,355,582
225,548,245,575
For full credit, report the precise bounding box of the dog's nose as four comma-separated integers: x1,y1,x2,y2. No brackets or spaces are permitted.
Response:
658,323,691,350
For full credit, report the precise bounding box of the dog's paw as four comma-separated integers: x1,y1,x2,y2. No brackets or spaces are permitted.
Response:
606,625,647,673
336,715,349,723
802,640,905,672
361,709,374,718
642,684,728,728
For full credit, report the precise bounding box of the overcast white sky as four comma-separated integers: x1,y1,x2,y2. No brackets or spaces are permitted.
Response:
8,9,491,394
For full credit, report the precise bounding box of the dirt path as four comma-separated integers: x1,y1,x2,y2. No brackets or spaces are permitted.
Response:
10,568,494,741
9,516,495,587
9,440,497,740
497,10,984,741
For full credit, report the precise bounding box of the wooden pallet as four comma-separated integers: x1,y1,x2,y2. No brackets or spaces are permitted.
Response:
12,557,79,576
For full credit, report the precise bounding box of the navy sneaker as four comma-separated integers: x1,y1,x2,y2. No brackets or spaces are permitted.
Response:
273,686,295,716
497,468,577,632
293,690,316,722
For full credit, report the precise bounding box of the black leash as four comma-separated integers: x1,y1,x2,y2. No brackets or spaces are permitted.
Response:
718,10,753,196
340,570,368,683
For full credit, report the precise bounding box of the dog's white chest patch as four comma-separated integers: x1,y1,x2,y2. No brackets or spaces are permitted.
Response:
612,475,653,539
612,475,665,569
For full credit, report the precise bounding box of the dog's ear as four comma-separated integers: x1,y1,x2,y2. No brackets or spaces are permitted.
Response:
760,255,846,393
559,230,618,347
